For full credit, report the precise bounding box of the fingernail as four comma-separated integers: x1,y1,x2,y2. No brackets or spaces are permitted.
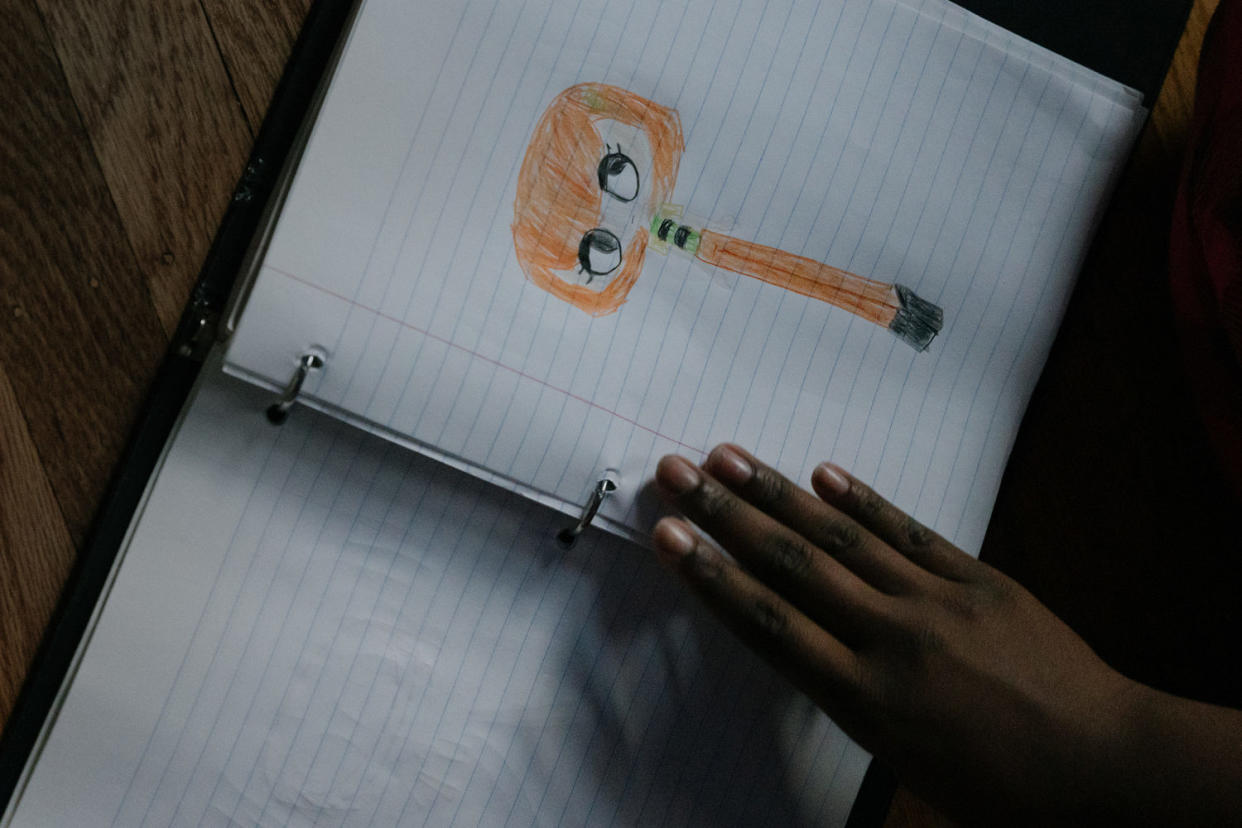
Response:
653,518,696,564
658,456,701,494
813,463,850,497
709,445,754,486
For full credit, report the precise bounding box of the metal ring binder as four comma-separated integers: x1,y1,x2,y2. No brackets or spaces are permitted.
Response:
266,348,326,424
557,470,619,549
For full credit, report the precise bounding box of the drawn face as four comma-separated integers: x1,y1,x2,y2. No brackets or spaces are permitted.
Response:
563,119,655,291
513,83,683,316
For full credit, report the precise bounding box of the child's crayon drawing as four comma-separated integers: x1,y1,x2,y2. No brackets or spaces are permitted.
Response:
512,83,944,351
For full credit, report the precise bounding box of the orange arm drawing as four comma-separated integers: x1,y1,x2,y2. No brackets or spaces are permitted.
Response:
696,230,900,327
652,212,943,351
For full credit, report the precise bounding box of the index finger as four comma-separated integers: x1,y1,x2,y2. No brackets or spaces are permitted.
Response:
652,516,861,709
654,454,887,646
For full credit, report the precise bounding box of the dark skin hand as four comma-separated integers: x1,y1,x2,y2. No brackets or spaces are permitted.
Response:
652,444,1242,826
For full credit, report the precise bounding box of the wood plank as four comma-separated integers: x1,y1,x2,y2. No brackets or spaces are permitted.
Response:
1147,0,1222,159
0,0,169,547
0,0,310,743
201,0,315,133
0,364,76,728
34,0,257,336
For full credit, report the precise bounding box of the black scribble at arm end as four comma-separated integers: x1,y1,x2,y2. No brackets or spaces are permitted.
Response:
889,285,944,352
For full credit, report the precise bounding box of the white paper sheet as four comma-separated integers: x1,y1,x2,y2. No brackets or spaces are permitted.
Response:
224,0,1144,552
4,367,870,827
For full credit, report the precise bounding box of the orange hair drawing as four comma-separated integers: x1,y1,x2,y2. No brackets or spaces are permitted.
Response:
512,83,683,316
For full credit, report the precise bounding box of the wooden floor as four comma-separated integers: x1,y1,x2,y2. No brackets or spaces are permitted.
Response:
0,0,1227,824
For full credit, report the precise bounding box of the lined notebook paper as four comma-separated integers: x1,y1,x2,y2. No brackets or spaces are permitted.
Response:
224,0,1144,551
5,368,869,827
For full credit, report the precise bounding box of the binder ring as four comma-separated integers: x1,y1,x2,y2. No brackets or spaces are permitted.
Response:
557,470,619,549
266,348,326,424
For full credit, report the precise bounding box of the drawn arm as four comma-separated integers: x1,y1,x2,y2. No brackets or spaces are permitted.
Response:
651,213,944,351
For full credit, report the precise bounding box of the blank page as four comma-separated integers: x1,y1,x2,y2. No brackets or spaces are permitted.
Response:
5,367,868,827
224,0,1144,551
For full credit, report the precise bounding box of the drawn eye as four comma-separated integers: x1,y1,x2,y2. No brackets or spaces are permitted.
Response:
597,148,639,202
578,228,622,279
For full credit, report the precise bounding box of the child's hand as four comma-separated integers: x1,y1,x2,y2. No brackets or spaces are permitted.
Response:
651,445,1137,824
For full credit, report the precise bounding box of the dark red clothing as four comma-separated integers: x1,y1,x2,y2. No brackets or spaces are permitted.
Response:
1169,0,1242,502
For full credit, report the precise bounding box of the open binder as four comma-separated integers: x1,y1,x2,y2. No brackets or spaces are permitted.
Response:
1,0,1192,824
